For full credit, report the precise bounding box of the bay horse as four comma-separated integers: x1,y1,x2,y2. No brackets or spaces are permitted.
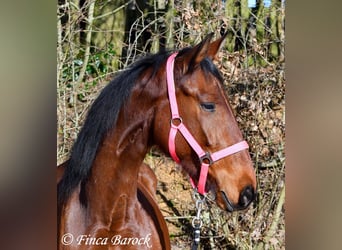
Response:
57,161,169,249
57,32,257,249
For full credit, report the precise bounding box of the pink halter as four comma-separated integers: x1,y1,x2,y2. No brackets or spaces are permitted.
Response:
166,52,249,195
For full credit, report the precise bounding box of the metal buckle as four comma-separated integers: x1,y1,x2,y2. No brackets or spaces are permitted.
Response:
199,152,213,165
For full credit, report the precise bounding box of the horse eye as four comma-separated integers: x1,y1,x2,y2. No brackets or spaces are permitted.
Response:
200,102,216,112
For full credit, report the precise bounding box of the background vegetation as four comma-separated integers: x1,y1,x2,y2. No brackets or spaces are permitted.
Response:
57,0,285,249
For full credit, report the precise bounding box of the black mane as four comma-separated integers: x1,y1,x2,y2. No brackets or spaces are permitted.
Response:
57,51,170,206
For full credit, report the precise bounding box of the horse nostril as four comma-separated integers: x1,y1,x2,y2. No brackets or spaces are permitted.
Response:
238,185,255,208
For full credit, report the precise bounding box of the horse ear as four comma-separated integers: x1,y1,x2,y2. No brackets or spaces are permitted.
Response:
177,33,214,73
207,31,228,61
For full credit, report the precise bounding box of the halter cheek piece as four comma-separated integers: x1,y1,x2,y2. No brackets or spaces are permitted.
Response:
166,52,249,195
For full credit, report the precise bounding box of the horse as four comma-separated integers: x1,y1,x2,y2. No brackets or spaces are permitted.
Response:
57,32,257,249
57,161,170,249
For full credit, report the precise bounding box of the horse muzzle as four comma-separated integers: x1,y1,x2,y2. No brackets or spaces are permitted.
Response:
220,185,256,212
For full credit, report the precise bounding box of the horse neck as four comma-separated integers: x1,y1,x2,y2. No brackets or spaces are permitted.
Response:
85,82,157,224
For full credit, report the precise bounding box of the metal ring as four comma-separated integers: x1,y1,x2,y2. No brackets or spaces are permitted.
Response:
199,152,214,165
170,117,183,128
192,217,203,228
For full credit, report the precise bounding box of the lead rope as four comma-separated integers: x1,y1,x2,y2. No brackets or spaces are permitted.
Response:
191,194,205,250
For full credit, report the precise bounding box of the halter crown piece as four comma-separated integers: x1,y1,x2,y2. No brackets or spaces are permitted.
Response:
166,52,249,195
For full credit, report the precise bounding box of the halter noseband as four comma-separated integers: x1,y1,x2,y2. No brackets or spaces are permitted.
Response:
166,52,249,195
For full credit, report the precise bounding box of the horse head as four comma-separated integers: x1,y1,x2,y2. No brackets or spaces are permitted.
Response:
153,33,257,212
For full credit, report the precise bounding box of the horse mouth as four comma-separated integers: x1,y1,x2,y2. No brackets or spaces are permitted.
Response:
220,191,234,212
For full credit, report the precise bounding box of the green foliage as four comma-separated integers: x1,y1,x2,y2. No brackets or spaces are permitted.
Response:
61,44,117,85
